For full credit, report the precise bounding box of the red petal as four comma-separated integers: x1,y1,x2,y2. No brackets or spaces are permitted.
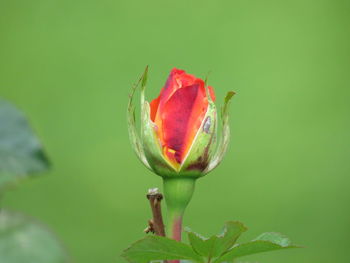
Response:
153,68,197,144
157,68,196,113
162,80,208,164
149,68,216,167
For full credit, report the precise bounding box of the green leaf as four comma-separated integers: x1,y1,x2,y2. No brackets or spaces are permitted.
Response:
122,235,204,263
254,232,293,246
0,99,50,189
204,91,235,174
214,232,299,263
127,66,152,170
186,229,217,258
0,210,69,263
186,221,247,259
213,221,248,256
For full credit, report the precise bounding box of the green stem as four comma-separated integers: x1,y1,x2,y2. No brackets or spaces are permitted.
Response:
163,177,196,242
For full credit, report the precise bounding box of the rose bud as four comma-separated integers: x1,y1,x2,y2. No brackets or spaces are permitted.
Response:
128,67,234,178
127,66,235,241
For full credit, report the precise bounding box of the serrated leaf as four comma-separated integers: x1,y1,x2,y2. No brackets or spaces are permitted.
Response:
254,232,292,246
122,235,204,263
186,229,217,258
186,221,247,259
214,232,298,263
213,221,248,256
0,210,69,263
0,99,50,190
127,66,152,170
204,91,235,174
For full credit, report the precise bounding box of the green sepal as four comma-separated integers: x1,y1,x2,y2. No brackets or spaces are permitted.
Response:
204,91,235,174
141,101,178,176
214,232,300,263
127,66,151,170
121,235,204,263
186,221,247,259
204,72,212,103
139,68,178,177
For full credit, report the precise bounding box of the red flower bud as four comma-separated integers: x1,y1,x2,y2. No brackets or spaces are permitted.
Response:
149,68,216,169
127,66,235,178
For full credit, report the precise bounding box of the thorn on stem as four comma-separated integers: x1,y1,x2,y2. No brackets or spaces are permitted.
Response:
144,220,155,234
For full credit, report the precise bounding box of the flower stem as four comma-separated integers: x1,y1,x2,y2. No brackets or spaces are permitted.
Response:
163,177,196,242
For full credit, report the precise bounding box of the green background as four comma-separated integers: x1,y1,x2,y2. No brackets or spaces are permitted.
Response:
1,0,349,262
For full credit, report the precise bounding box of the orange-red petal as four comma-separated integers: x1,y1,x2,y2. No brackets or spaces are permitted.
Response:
149,68,216,167
150,95,160,122
162,80,209,165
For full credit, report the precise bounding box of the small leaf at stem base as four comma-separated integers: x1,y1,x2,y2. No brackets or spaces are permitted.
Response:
214,232,300,263
186,221,247,259
122,235,204,263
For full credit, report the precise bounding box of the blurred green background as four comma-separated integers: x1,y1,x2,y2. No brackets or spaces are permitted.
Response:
1,0,349,262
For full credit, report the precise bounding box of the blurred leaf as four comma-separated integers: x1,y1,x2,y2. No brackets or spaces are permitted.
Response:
186,221,247,259
122,235,204,263
214,232,299,263
0,99,49,189
0,210,69,263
